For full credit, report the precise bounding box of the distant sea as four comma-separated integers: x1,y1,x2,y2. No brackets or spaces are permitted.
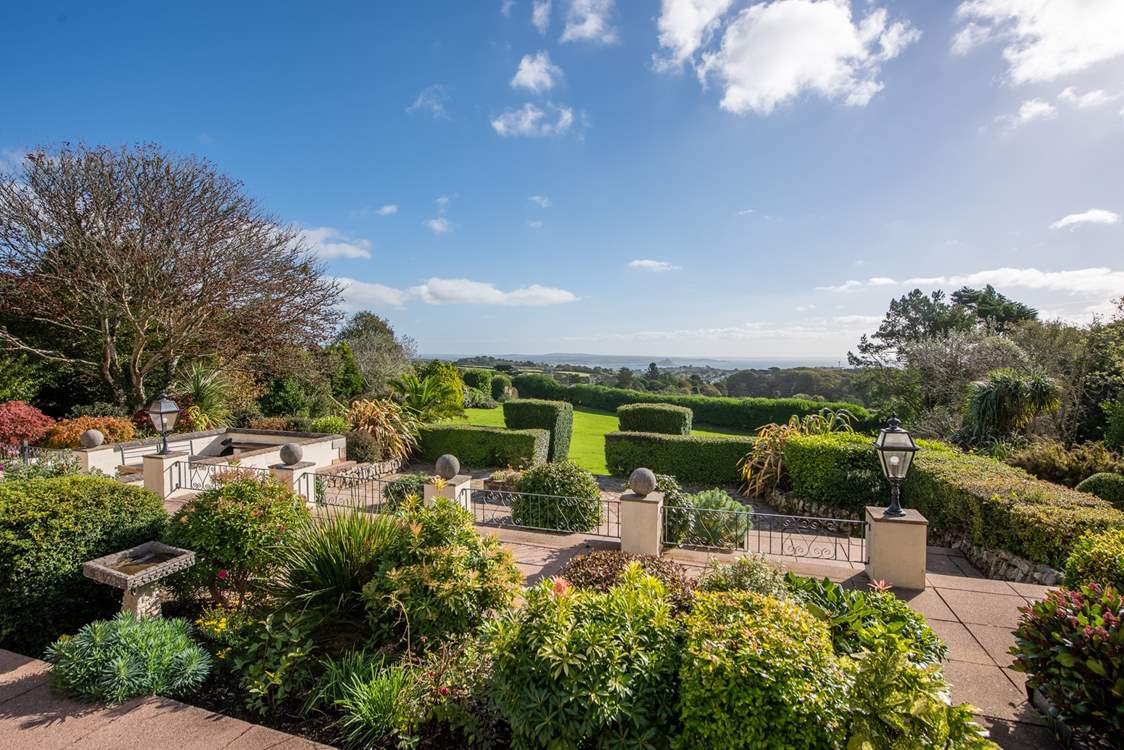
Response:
420,353,848,371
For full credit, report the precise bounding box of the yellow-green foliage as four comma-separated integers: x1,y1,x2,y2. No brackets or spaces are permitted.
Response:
1064,527,1124,590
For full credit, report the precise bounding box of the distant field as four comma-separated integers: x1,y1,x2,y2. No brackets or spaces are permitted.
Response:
455,406,750,475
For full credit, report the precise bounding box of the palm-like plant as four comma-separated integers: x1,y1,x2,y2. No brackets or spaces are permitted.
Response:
175,361,231,430
964,368,1060,440
347,398,419,461
738,408,855,497
389,373,463,422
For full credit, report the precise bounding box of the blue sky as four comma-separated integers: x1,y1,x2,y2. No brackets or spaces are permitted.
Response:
2,0,1123,360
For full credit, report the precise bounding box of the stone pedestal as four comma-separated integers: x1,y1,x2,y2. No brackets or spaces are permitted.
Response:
865,506,928,590
271,461,315,502
620,491,664,557
122,582,163,619
424,474,473,511
143,452,187,498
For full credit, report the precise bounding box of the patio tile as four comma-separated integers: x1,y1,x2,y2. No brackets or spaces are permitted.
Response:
968,624,1020,669
943,661,1041,725
0,684,144,748
73,697,255,749
0,651,50,704
926,573,1018,596
976,716,1060,750
1006,580,1054,601
927,620,992,665
937,588,1027,628
896,588,957,621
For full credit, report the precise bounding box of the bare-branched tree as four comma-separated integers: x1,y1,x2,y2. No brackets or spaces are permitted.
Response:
0,143,341,407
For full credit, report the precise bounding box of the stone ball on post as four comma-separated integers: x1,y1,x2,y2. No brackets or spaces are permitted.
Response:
628,467,657,497
279,442,303,466
435,454,460,480
79,429,105,449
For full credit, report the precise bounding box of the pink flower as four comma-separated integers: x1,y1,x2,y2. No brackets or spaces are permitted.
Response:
216,569,230,581
551,577,571,597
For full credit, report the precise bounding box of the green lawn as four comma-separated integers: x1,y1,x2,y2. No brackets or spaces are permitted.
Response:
455,406,749,475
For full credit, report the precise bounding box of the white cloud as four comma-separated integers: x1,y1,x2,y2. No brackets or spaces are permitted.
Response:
736,207,755,216
1058,86,1118,108
817,267,1124,298
425,217,452,235
435,195,450,210
629,259,681,272
993,97,1056,130
653,0,733,71
491,102,575,137
527,220,544,229
375,204,398,216
561,0,617,44
816,279,864,292
501,0,516,17
410,277,577,306
529,194,552,208
690,0,920,115
338,277,412,309
511,51,563,93
867,276,896,286
953,1,1124,84
406,85,450,119
532,0,551,33
1050,208,1121,229
298,227,373,259
0,147,28,173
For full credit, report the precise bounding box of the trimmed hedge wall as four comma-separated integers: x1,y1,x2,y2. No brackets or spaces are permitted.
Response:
418,424,548,468
503,399,574,462
617,403,693,436
512,373,873,431
783,433,1124,568
604,431,756,484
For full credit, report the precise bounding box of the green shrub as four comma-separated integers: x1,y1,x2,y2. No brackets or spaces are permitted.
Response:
0,476,166,655
1064,528,1124,590
335,663,422,748
604,431,755,484
698,554,787,599
163,478,309,607
1006,441,1123,487
45,613,210,704
490,372,512,401
417,360,465,415
502,399,574,462
513,460,602,532
310,415,350,434
1076,472,1124,507
678,488,752,548
783,432,886,514
657,473,692,544
489,565,681,748
785,574,947,665
1011,584,1124,747
384,472,428,509
345,430,380,463
558,549,694,611
463,387,497,409
1104,399,1124,452
418,424,548,468
226,610,318,716
362,499,521,648
617,403,692,435
676,591,848,750
461,368,493,394
513,373,874,431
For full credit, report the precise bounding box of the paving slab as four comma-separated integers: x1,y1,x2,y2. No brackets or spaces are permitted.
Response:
0,683,144,748
969,623,1021,670
937,587,1028,629
73,696,257,749
928,619,992,666
0,651,50,704
895,588,958,621
977,717,1059,750
943,661,1041,725
927,573,1019,596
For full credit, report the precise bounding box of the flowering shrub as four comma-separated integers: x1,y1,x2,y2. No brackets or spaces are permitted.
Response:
0,400,54,445
558,549,695,611
1064,528,1124,591
1011,585,1124,746
44,415,135,448
162,478,309,606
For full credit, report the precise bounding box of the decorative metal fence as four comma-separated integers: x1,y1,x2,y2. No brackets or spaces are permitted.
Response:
298,466,413,512
174,461,274,492
470,487,620,539
0,444,76,477
0,443,72,464
663,504,866,563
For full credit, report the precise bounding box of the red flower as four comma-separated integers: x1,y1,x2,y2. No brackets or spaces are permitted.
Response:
216,569,230,581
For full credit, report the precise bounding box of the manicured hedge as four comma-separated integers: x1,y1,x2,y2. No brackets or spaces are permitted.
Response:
418,424,548,468
461,368,493,394
617,403,692,435
783,433,1124,568
1075,472,1124,508
604,431,755,484
502,399,573,462
491,372,512,401
0,476,167,655
512,374,872,431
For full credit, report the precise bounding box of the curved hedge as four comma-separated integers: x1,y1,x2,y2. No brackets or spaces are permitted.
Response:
502,399,573,462
512,373,872,431
604,431,755,484
617,403,692,435
0,476,167,655
418,424,548,468
1075,472,1124,508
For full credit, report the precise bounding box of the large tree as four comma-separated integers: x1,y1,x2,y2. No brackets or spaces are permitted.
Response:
336,311,415,396
0,144,341,408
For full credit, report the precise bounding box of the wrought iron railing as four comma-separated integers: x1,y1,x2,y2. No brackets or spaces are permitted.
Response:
299,466,411,512
0,443,72,463
663,505,866,562
0,443,77,477
470,487,620,539
175,461,273,492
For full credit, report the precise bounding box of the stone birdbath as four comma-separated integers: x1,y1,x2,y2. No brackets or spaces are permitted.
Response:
83,541,195,619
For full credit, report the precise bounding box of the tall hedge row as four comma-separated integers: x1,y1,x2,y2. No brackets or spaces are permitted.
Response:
782,434,1124,568
0,476,168,655
512,373,872,431
418,424,548,468
503,399,574,462
604,431,756,484
617,403,693,435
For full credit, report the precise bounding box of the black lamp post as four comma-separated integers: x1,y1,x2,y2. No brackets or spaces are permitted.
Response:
146,393,181,454
872,415,919,517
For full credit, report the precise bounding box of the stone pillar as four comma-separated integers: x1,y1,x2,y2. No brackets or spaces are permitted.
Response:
620,490,664,557
271,461,315,503
143,452,187,499
864,506,928,590
121,582,163,619
423,474,473,511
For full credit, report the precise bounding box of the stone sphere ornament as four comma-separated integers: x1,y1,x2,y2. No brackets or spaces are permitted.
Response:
79,429,105,449
279,442,303,466
436,454,460,480
629,467,657,496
